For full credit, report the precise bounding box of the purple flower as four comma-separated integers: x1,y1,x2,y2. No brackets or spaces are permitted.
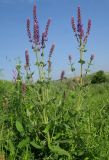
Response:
90,54,94,61
33,3,37,23
49,44,55,57
60,70,65,81
83,19,91,44
27,18,32,41
71,17,76,32
77,6,84,39
77,6,81,25
33,3,40,44
41,32,46,48
87,19,91,35
44,18,51,38
80,25,84,39
77,23,82,33
77,6,81,32
33,22,40,44
25,49,29,66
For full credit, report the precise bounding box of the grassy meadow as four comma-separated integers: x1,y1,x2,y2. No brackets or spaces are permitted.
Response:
0,73,109,159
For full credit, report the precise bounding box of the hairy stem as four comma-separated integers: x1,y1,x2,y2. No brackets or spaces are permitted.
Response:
80,50,83,86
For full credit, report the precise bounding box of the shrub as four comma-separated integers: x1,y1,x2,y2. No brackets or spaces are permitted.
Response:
91,70,107,84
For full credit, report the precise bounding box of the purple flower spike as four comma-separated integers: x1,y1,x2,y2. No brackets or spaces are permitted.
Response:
44,18,51,38
27,18,32,41
77,6,82,32
77,6,81,25
83,19,91,44
71,17,76,32
80,25,84,39
49,44,55,57
34,22,40,44
77,6,84,39
87,19,91,35
33,3,40,45
33,3,37,23
41,32,46,48
25,49,29,66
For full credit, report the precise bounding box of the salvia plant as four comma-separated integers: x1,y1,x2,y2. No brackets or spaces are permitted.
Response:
85,54,95,76
24,49,34,84
68,54,75,74
71,6,94,85
26,3,55,82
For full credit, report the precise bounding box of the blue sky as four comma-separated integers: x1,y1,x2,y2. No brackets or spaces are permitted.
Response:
0,0,109,80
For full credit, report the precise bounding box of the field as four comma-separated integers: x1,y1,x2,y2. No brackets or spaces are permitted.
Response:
0,75,109,159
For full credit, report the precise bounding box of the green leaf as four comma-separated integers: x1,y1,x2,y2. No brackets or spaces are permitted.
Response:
48,144,70,157
53,133,61,140
30,141,43,149
43,124,50,134
16,120,24,133
71,67,75,72
18,137,30,149
8,141,15,155
78,150,84,156
78,59,85,64
83,49,87,52
35,62,40,66
84,158,89,160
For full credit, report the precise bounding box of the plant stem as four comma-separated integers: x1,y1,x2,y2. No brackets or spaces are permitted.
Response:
35,48,41,81
41,48,45,81
80,50,83,86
